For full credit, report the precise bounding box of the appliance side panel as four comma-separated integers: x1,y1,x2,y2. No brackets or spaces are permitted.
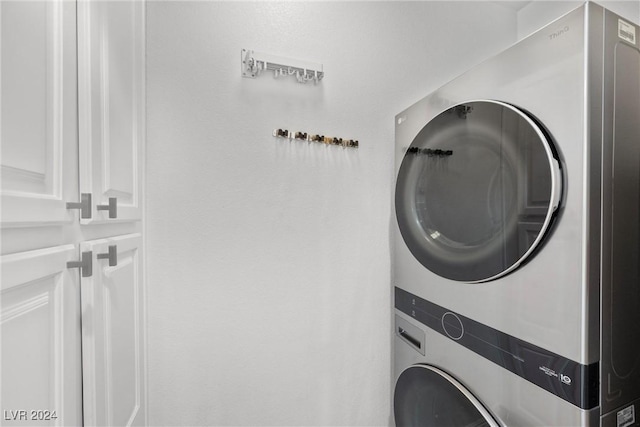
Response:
585,0,605,385
600,7,640,420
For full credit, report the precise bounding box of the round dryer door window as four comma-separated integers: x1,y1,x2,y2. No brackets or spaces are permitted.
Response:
394,364,499,427
395,100,562,282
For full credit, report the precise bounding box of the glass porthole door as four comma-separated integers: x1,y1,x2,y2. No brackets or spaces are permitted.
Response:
395,100,562,282
394,364,500,427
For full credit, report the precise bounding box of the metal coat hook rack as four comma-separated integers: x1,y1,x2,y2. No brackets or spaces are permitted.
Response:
273,128,359,148
242,49,324,84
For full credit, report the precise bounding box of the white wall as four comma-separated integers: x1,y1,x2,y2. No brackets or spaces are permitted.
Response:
145,2,516,426
517,1,640,40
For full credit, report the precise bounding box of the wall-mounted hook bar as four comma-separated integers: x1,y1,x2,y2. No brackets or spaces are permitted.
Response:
242,49,324,84
273,129,358,149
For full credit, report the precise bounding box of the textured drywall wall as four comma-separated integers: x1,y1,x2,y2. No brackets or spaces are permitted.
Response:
517,1,640,40
145,2,515,425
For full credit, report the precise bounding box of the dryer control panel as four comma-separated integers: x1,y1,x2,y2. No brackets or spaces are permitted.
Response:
395,287,598,410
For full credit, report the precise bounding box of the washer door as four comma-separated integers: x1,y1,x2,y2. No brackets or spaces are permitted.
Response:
395,100,562,282
394,364,500,427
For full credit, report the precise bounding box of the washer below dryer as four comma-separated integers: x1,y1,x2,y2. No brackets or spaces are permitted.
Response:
393,4,640,427
394,314,502,427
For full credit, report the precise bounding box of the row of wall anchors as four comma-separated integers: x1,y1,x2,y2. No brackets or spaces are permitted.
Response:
273,129,359,148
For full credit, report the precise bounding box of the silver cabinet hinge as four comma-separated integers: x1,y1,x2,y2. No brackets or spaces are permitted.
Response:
67,251,93,277
66,193,92,219
97,197,117,219
96,245,117,267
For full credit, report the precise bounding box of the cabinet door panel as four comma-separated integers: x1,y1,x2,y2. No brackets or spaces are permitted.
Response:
81,234,145,427
0,1,78,227
78,0,144,224
0,246,82,426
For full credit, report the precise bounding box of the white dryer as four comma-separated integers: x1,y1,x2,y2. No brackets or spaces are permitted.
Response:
393,3,640,426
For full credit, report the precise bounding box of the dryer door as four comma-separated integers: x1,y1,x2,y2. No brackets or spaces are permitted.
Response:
394,364,499,427
395,100,562,282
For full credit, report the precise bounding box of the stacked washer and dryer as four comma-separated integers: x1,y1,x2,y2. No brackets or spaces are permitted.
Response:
392,4,640,427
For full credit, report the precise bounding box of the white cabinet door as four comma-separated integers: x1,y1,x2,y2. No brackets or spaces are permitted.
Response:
1,246,82,426
77,0,144,224
80,234,146,427
0,0,78,227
